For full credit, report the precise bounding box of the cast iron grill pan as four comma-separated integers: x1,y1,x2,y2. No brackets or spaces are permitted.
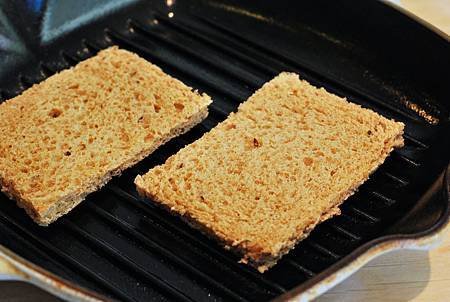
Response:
0,0,449,301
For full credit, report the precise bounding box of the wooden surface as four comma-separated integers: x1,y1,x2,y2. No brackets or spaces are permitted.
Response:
0,1,449,301
318,1,450,301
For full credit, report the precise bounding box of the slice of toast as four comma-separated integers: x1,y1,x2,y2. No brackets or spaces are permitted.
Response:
0,46,211,225
135,72,404,272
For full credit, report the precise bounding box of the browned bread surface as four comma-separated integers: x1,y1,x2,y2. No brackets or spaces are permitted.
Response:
135,72,404,272
0,46,211,225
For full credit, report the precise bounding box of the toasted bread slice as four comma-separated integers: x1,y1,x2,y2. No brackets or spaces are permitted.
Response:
135,72,404,272
0,46,211,225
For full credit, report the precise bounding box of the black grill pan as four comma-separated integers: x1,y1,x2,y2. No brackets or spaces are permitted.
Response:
0,0,449,301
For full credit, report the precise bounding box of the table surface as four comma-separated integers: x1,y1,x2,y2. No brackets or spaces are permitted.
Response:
1,0,449,301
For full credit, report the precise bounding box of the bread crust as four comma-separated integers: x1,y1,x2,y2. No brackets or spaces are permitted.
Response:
0,46,211,225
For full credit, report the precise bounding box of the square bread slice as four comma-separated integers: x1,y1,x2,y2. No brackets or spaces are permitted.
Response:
135,72,404,272
0,46,212,226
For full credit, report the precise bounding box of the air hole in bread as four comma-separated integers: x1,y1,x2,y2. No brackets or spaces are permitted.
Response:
303,157,313,166
225,123,236,130
174,102,184,112
48,108,62,118
144,133,154,142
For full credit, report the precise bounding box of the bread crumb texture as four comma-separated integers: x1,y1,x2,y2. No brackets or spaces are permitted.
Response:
0,46,211,225
135,72,404,272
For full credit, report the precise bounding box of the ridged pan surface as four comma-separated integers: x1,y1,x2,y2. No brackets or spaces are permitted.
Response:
0,0,449,301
